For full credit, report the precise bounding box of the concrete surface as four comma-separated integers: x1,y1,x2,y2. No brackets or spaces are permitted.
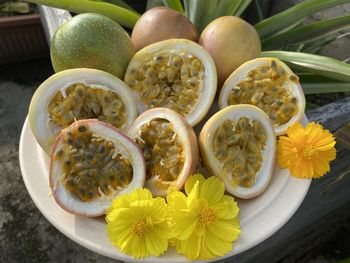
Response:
0,60,118,263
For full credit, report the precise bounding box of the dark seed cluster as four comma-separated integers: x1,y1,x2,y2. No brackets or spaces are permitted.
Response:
213,117,267,188
135,119,184,183
54,125,133,202
48,83,126,129
227,61,298,126
125,50,204,116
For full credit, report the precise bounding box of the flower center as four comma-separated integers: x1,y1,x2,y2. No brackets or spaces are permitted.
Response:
303,145,319,159
200,207,216,225
132,220,149,237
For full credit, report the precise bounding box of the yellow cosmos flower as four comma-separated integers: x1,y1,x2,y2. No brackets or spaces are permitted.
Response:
277,122,336,179
106,188,171,258
167,174,241,260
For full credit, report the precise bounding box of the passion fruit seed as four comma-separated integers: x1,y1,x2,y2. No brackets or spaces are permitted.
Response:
125,50,204,116
54,124,133,202
48,83,126,129
227,61,298,126
135,118,184,184
212,117,267,188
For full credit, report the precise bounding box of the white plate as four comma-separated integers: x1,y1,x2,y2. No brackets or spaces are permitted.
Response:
19,116,311,263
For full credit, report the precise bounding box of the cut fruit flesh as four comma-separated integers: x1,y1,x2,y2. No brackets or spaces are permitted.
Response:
124,39,217,127
199,104,276,199
29,68,138,154
127,108,199,197
219,57,305,135
212,117,267,188
50,119,146,217
48,83,127,129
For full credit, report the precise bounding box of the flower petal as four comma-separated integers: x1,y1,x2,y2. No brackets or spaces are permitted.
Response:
200,176,225,204
185,174,205,195
287,122,306,145
176,233,201,260
146,229,168,256
204,228,232,257
207,219,241,242
213,195,239,220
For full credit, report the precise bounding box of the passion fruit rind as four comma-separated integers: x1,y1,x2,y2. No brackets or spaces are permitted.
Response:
127,107,200,197
124,39,217,127
219,57,305,135
131,7,198,51
199,104,276,199
50,119,146,217
29,68,138,154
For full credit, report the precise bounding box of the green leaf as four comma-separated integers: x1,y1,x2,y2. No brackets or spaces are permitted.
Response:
254,0,264,21
213,0,241,18
298,73,350,94
27,0,140,28
102,0,138,14
197,0,219,32
188,0,205,28
162,0,183,12
261,51,350,82
255,0,350,39
234,0,253,16
183,0,190,17
302,83,350,94
301,30,350,54
262,15,350,49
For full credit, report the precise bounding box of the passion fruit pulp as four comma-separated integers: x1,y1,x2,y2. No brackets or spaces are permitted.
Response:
127,108,199,197
199,105,276,199
124,39,217,126
219,57,305,135
29,68,137,154
50,119,146,217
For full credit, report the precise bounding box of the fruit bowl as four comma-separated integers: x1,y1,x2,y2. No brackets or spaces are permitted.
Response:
19,111,311,262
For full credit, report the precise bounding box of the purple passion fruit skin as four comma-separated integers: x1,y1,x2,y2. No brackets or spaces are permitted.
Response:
50,119,146,217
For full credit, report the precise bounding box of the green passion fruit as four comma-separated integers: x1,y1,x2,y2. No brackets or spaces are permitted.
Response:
50,119,146,217
124,39,217,126
29,68,137,154
131,7,198,51
199,16,261,86
50,13,135,79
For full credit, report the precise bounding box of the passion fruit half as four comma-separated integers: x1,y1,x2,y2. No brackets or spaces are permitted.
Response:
127,108,199,197
124,39,217,126
29,68,137,154
50,119,146,217
219,57,305,135
199,105,276,199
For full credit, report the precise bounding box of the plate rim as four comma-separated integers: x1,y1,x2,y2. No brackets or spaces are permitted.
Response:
19,116,311,263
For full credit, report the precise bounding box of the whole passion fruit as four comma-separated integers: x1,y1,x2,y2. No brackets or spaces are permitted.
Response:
127,108,199,197
219,57,306,135
124,39,217,126
131,7,198,51
29,68,137,154
50,119,146,217
199,16,261,86
51,13,135,79
199,105,276,199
